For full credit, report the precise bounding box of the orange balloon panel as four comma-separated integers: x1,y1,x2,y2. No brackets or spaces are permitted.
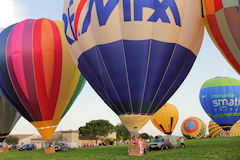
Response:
151,103,179,135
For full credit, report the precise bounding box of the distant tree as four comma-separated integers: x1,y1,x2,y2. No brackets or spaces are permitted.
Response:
115,124,130,140
5,135,19,145
79,120,115,143
140,133,150,139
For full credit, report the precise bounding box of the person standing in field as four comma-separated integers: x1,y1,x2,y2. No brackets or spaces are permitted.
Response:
180,137,185,148
142,139,147,154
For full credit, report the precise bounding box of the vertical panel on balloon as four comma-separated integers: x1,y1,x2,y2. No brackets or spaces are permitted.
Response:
22,20,43,120
0,24,32,121
123,40,150,113
141,41,175,114
207,14,240,72
154,45,196,113
7,23,43,121
147,44,196,114
78,46,125,115
224,7,240,58
97,40,132,114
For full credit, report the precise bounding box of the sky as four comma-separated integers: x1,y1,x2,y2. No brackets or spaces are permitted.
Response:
0,0,239,137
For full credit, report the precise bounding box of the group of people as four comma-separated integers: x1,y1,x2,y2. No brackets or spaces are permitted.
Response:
132,136,147,154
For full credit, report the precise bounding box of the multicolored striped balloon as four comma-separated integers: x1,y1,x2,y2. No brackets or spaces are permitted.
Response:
229,120,240,136
151,103,179,135
63,0,204,133
202,1,240,74
208,120,227,138
0,19,85,140
181,117,206,139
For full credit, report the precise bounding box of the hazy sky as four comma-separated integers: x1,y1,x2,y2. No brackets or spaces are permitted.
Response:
0,0,239,137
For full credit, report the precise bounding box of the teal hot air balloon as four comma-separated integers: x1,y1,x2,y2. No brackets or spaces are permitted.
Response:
63,0,204,133
0,90,21,142
200,77,240,131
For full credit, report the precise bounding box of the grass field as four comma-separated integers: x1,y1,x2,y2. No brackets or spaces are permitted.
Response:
0,137,239,160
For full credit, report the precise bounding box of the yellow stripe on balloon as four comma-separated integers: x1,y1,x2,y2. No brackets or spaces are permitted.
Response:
53,21,81,119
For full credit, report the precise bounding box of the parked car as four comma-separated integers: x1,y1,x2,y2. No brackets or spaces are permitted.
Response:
55,143,68,152
148,137,167,151
19,144,35,151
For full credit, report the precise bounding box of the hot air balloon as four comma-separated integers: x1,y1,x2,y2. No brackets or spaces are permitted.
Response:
202,1,240,74
63,0,204,133
208,120,227,138
199,77,240,131
229,120,240,136
151,103,178,135
0,19,85,140
181,117,206,139
0,91,21,143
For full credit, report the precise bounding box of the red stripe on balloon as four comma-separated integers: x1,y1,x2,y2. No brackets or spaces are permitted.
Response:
33,19,49,120
22,19,43,120
47,20,62,120
214,0,223,12
74,0,87,40
33,19,62,120
210,128,222,136
206,14,240,73
208,124,217,128
183,119,199,133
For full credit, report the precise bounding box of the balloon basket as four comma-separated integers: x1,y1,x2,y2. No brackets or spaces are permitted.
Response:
44,147,55,154
0,147,9,153
128,140,143,156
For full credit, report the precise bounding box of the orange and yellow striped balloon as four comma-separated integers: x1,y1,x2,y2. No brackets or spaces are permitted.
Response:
151,103,179,135
229,120,240,137
181,117,206,139
208,120,227,138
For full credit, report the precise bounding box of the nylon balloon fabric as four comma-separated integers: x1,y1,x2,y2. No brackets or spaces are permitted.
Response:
63,0,204,132
0,90,21,142
229,120,240,136
151,103,179,135
200,77,240,131
0,19,85,140
181,117,206,139
203,0,240,74
208,120,226,138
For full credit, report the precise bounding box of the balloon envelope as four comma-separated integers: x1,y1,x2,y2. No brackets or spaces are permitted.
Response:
199,77,240,131
202,1,240,74
0,19,85,140
229,120,240,136
208,120,227,138
151,103,179,135
0,92,21,142
63,0,204,132
181,117,206,139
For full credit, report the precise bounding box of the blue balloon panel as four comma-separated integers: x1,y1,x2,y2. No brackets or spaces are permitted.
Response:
78,39,196,115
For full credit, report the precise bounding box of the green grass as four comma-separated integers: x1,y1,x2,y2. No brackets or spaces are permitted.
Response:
0,137,239,160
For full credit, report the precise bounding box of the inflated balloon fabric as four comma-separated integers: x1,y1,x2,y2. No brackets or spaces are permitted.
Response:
203,0,240,74
151,103,179,135
63,0,204,132
200,77,240,131
181,117,206,139
0,19,85,140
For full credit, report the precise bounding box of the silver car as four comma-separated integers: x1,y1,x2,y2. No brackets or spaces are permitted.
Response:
148,138,167,151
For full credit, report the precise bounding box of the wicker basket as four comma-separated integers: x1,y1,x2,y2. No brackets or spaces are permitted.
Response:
0,147,9,153
44,147,55,154
128,144,143,156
